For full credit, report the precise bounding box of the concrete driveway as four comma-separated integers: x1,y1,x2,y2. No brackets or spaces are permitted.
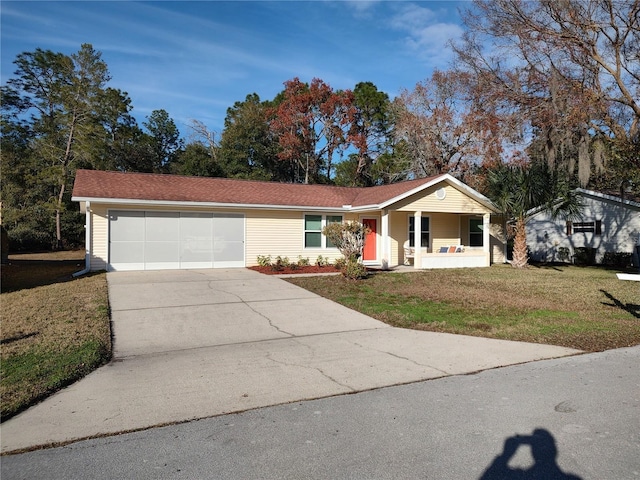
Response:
1,268,580,453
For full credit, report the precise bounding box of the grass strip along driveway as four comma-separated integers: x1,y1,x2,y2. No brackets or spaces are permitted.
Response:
1,253,111,421
287,264,640,352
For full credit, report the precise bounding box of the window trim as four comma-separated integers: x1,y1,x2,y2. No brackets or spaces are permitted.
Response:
408,215,430,249
303,213,344,249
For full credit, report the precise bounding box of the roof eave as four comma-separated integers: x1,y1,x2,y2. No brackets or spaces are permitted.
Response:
377,174,499,213
576,188,640,208
71,196,350,212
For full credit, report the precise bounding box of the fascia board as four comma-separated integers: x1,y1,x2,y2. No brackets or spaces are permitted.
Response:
377,174,499,213
376,176,444,210
576,188,640,209
444,175,499,213
349,204,383,212
71,196,348,212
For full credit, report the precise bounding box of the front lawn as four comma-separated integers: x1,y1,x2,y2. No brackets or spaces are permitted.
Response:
1,252,111,421
287,264,640,352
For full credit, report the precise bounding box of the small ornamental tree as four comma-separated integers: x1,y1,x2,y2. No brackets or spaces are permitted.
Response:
322,221,371,279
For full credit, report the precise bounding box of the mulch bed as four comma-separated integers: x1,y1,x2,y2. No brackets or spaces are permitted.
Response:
248,265,342,275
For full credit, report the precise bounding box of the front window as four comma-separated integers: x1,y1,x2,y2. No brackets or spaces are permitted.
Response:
304,214,343,248
469,218,483,247
409,216,430,248
304,215,322,248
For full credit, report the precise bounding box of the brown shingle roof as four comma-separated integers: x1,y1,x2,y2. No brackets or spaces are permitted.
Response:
72,170,443,209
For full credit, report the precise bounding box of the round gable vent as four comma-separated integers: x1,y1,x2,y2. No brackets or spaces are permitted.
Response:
436,187,446,200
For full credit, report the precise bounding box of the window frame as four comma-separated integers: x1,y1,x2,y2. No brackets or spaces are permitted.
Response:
408,215,430,248
303,213,344,249
566,220,602,236
469,217,484,247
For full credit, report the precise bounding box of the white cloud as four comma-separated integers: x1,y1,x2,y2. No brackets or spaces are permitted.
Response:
388,3,463,68
389,3,437,31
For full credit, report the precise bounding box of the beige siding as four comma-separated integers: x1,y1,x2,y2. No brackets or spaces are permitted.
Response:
490,219,507,264
394,184,490,214
245,210,355,266
389,212,404,266
90,205,108,270
430,213,461,251
245,210,301,265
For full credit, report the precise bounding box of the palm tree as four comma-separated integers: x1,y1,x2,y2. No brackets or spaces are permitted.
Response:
486,162,582,268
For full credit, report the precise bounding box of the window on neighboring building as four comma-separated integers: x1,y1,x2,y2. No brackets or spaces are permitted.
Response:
566,220,602,235
304,214,343,248
409,216,430,248
469,218,483,247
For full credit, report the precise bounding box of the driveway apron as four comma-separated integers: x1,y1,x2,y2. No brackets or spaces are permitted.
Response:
1,269,580,453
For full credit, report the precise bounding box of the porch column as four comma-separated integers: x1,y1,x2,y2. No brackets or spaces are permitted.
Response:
381,209,389,269
414,210,422,269
483,213,491,266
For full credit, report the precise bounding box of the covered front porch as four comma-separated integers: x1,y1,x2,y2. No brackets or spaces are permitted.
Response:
355,177,503,270
360,210,499,270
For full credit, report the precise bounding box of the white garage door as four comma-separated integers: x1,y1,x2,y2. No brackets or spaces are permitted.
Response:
109,211,245,271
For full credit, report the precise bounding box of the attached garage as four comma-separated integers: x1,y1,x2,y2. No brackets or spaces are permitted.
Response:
109,210,244,271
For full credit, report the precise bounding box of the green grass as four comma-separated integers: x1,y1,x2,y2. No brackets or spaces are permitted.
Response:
1,340,109,417
1,252,111,421
287,264,640,351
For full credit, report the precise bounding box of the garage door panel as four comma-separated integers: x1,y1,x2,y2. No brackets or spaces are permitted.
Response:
146,212,180,241
109,242,145,271
180,213,213,268
145,241,181,270
213,240,244,267
214,214,244,239
110,211,145,270
213,214,244,267
110,211,145,241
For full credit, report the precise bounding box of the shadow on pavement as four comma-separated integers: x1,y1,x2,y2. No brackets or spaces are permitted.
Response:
479,428,582,480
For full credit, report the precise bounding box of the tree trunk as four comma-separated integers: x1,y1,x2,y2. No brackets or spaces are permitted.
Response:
511,216,529,268
56,116,76,250
55,181,65,250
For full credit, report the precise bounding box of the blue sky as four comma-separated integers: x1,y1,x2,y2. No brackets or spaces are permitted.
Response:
1,1,466,137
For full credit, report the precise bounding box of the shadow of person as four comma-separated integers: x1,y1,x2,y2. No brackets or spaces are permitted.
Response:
479,428,582,480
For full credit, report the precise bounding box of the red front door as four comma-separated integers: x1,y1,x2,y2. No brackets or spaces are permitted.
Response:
362,218,377,262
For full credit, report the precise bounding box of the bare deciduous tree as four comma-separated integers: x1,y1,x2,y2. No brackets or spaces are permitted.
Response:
188,119,218,162
453,0,640,186
393,70,519,182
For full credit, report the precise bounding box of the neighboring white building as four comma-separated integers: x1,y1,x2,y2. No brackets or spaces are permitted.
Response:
526,189,640,265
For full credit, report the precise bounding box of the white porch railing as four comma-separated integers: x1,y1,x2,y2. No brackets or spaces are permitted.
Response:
421,251,488,269
404,243,488,269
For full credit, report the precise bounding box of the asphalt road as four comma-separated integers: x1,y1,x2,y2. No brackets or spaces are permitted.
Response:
2,346,639,480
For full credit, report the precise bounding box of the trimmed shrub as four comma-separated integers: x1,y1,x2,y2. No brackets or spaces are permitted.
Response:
573,247,597,266
602,251,632,268
341,259,368,280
